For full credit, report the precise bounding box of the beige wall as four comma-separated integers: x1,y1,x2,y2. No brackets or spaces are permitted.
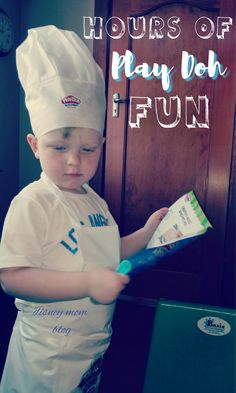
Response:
19,0,95,189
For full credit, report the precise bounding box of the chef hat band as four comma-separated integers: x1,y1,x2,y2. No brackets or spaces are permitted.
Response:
16,25,106,138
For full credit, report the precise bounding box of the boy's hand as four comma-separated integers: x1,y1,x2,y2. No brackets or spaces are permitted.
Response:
88,268,130,304
144,207,169,239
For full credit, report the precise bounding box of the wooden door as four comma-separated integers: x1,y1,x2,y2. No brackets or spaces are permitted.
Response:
94,0,236,306
92,2,235,392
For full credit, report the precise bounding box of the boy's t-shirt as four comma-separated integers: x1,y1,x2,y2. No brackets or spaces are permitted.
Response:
0,175,118,269
0,173,120,315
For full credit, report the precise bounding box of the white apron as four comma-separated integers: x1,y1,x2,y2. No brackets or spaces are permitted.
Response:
0,175,120,393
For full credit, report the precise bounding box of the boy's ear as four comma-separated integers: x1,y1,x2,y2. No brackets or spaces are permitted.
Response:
27,134,39,159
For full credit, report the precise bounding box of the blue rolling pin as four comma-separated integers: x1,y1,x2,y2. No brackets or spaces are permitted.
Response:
116,236,199,276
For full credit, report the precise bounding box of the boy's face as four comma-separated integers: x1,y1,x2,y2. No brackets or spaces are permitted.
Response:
27,127,103,193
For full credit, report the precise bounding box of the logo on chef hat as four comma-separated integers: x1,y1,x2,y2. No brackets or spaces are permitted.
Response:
61,95,81,108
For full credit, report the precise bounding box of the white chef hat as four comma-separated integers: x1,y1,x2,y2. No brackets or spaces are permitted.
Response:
16,25,106,138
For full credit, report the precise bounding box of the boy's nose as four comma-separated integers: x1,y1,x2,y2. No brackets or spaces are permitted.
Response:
67,150,82,165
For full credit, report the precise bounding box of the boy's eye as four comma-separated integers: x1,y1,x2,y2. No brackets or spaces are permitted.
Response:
52,146,67,151
80,147,96,153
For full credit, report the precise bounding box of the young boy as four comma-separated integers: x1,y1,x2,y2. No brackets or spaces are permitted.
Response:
0,26,167,393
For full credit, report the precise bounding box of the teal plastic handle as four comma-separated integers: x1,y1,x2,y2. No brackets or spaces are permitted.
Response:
116,259,132,274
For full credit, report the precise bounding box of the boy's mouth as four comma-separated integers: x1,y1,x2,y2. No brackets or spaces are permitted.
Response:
65,173,82,177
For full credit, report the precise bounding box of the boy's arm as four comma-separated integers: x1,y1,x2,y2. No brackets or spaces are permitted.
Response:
0,266,129,305
120,208,168,259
